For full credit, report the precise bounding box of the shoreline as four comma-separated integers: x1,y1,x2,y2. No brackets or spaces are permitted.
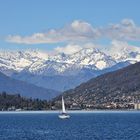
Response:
0,110,139,114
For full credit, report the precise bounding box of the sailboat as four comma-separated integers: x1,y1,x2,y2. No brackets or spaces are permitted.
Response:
58,96,70,119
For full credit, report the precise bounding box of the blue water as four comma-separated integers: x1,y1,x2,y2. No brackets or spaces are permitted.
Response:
0,111,140,140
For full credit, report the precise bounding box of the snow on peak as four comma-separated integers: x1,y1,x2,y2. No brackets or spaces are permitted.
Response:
0,49,49,74
1,43,140,76
67,47,116,69
105,40,140,63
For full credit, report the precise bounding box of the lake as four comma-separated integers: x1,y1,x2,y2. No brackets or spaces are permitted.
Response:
0,111,140,140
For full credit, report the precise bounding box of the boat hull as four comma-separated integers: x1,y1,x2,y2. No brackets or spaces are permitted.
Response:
59,114,70,119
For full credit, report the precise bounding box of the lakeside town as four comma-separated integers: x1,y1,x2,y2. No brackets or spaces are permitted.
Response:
1,93,140,111
2,102,140,112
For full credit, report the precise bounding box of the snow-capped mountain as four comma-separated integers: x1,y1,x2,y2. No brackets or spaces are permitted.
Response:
0,49,48,75
27,60,84,76
1,45,140,92
15,47,116,80
66,48,116,70
104,41,140,64
50,47,116,70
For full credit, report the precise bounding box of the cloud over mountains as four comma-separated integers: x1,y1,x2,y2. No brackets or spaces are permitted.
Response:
6,20,99,44
6,19,140,45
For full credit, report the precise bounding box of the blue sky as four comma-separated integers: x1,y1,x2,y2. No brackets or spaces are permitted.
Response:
0,0,140,50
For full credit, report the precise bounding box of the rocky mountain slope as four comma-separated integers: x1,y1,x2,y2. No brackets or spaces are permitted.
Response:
54,62,140,106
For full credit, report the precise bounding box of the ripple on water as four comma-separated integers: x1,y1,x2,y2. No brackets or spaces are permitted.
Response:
0,112,140,140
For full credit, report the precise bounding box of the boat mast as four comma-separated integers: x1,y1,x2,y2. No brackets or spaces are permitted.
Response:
62,96,66,113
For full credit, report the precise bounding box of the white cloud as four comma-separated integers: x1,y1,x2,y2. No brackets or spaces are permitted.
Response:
6,20,99,44
103,19,140,41
102,40,140,58
111,40,140,52
6,19,140,45
54,44,82,54
54,43,103,54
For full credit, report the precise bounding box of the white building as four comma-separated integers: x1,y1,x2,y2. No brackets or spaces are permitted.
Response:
134,103,140,110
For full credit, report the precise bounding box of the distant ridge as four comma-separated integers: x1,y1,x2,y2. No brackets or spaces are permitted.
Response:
0,72,59,100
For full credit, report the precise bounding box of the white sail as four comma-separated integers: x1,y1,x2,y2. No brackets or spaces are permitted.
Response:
62,96,66,113
59,96,70,119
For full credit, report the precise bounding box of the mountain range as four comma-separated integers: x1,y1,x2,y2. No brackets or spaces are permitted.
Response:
0,44,140,98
